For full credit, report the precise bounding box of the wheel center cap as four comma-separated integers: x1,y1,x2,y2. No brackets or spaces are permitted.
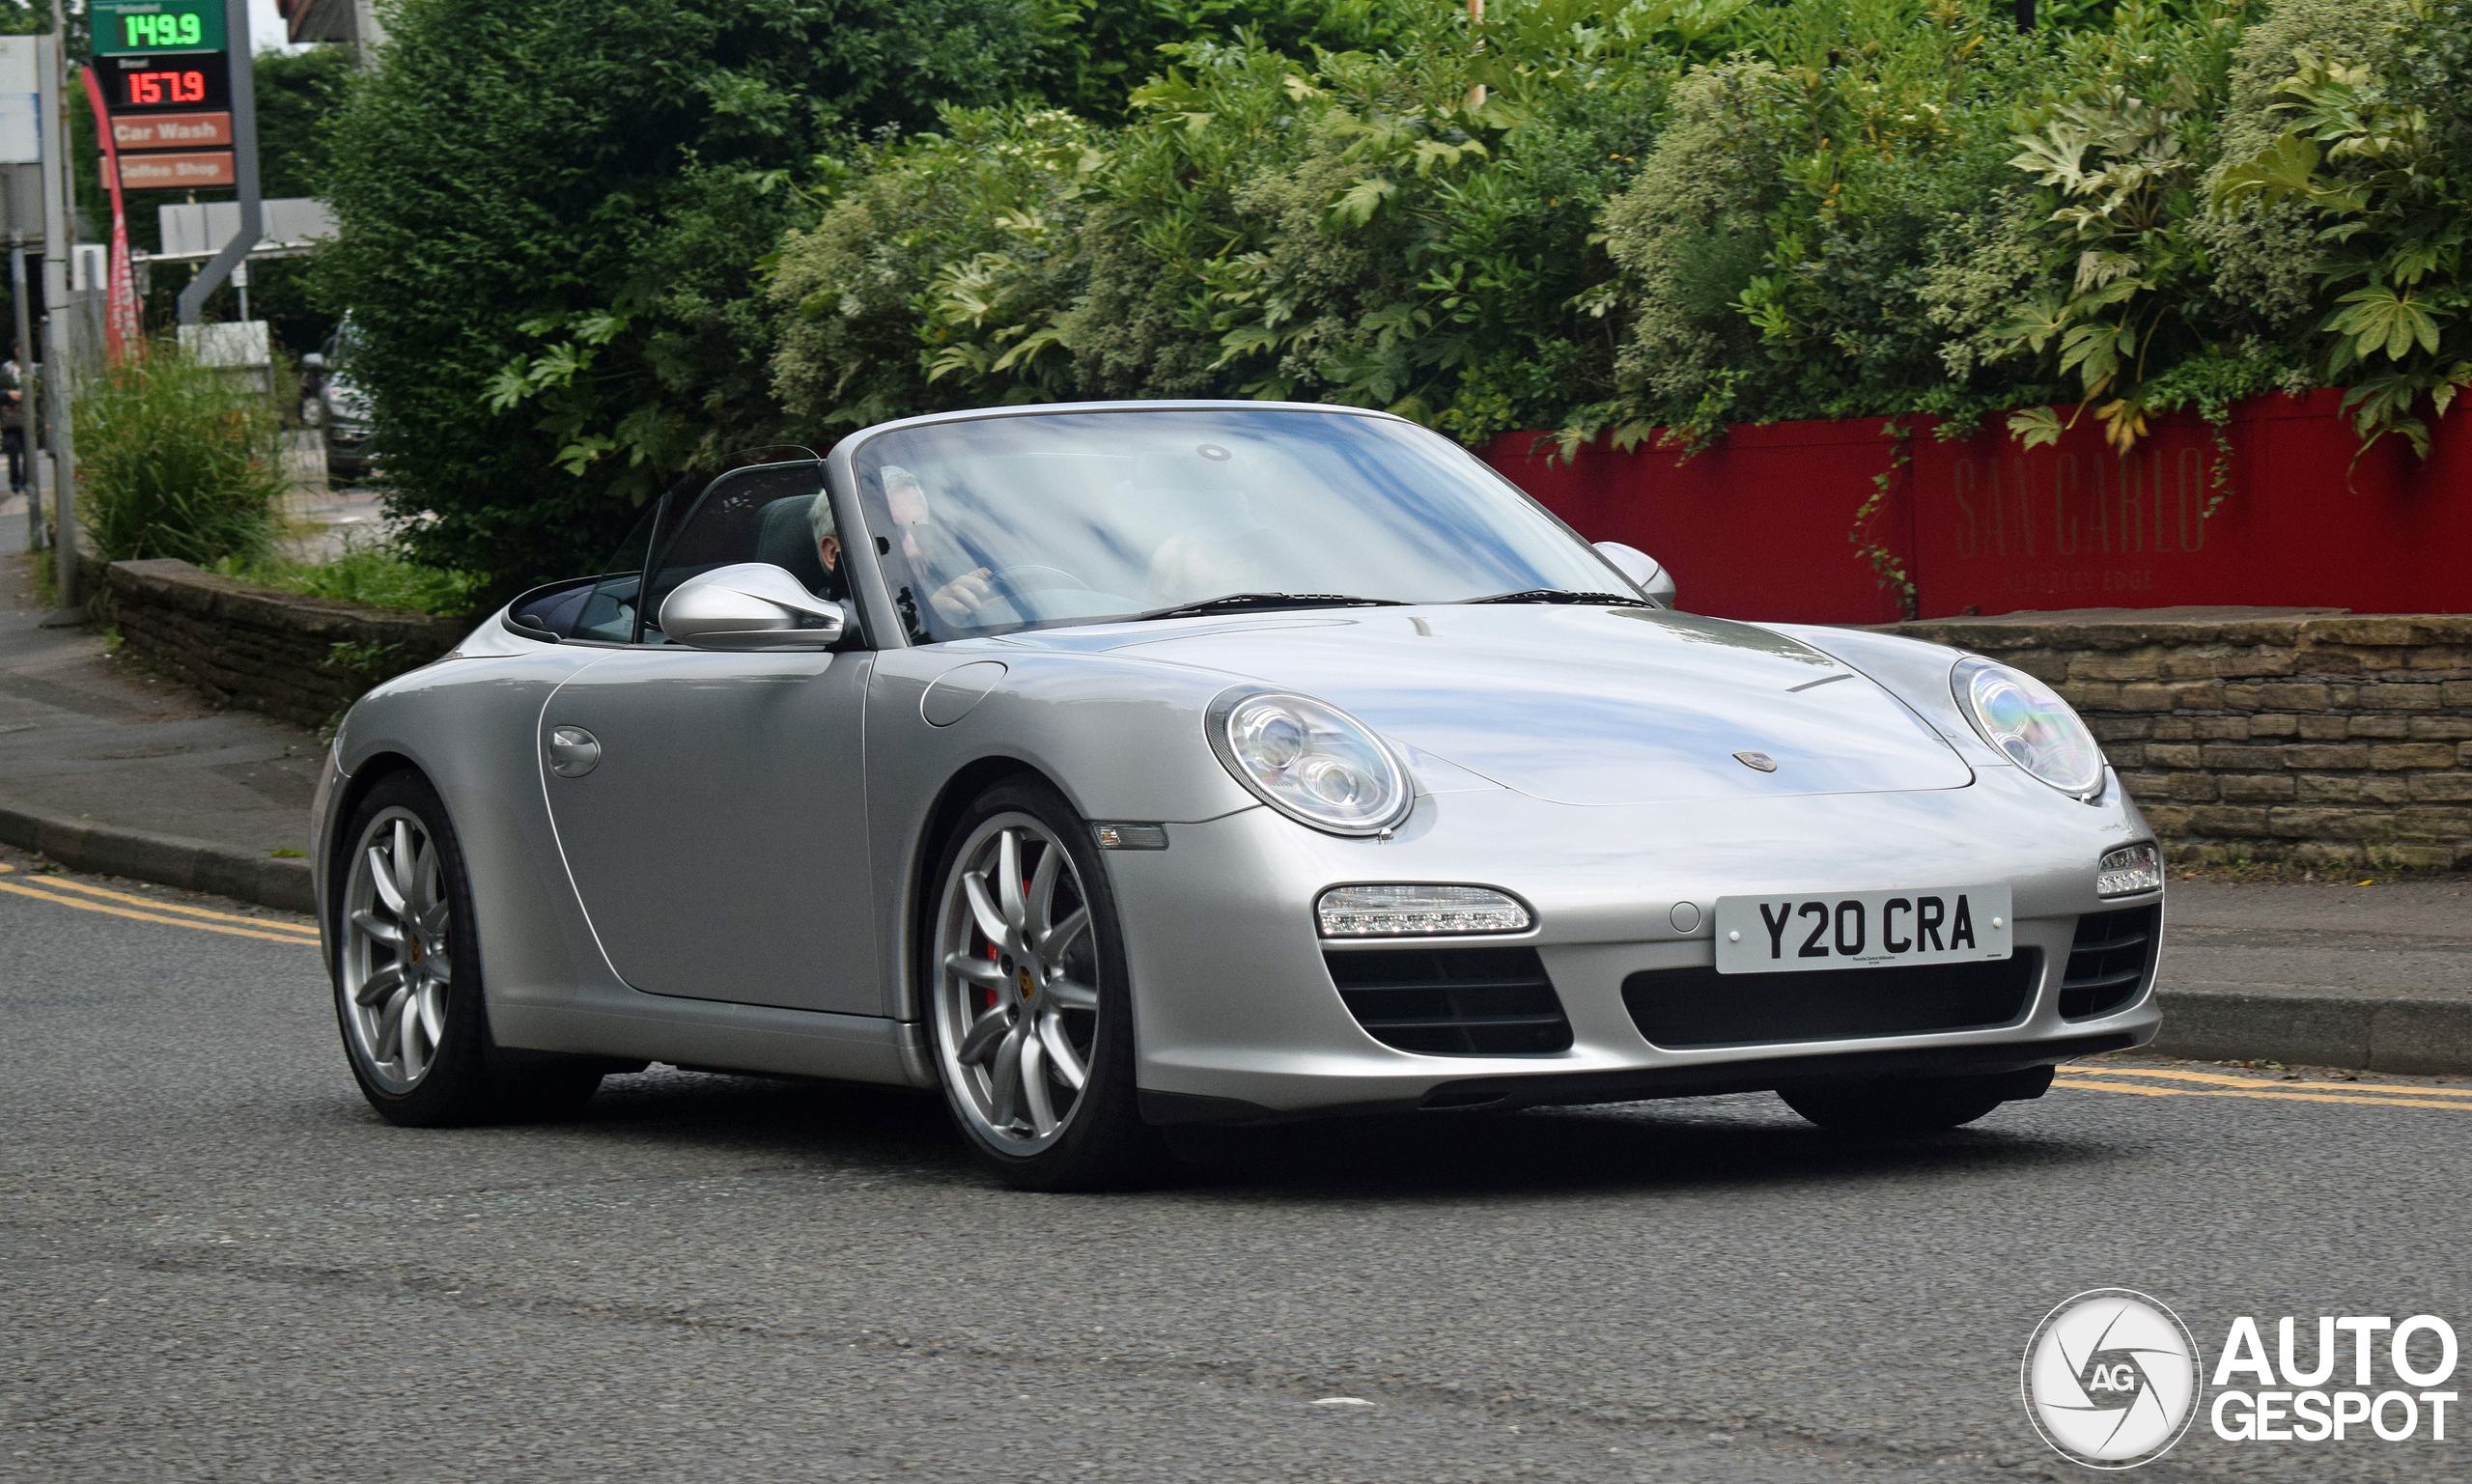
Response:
1017,966,1036,1002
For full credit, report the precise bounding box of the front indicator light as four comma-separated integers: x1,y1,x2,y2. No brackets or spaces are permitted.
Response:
1317,884,1532,938
2096,843,2163,898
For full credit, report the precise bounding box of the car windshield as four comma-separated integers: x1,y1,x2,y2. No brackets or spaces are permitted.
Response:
851,408,1624,642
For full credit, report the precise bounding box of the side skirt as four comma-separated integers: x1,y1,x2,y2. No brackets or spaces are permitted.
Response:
492,992,937,1088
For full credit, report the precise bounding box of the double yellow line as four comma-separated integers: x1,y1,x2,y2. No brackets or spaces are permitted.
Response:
0,862,322,946
2059,1062,2472,1113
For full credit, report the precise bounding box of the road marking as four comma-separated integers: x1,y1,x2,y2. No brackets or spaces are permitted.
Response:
2057,1068,2472,1114
0,877,320,946
0,864,322,938
2060,1062,2472,1101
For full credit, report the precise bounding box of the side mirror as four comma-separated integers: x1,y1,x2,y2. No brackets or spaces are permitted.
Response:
1593,541,1674,608
300,352,327,372
660,563,845,651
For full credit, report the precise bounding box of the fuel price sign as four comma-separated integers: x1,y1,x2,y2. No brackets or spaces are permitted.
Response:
91,1,228,58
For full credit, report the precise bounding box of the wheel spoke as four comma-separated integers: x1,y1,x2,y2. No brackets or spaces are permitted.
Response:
1047,977,1098,1012
354,960,406,1006
1037,907,1089,971
1020,1030,1056,1136
351,910,404,947
996,829,1026,933
426,955,451,985
1025,845,1061,938
956,1005,1011,1065
374,985,409,1056
366,844,407,916
416,980,446,1046
962,871,1009,947
987,1023,1025,1128
408,838,439,916
943,950,1006,989
1038,1010,1086,1091
399,987,424,1070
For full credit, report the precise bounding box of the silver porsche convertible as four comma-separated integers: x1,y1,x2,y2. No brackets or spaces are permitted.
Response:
314,403,2165,1189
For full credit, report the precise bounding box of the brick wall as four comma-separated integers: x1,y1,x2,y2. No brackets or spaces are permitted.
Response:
1880,608,2472,872
104,558,467,731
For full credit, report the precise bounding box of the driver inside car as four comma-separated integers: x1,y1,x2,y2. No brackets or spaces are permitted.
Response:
877,466,1001,627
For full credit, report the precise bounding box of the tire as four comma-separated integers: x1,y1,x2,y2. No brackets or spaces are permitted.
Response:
924,778,1166,1190
1778,1067,2052,1135
331,770,604,1127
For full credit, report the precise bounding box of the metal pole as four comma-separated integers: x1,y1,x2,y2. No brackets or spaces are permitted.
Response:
176,0,259,327
37,15,72,605
11,231,34,553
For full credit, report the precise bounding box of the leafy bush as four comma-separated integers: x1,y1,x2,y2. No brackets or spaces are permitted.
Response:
75,349,288,568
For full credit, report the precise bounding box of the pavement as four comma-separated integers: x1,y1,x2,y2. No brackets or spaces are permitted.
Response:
2,542,2468,1074
3,855,2469,1483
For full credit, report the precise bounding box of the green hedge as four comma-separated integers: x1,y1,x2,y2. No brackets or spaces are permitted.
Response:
330,0,2472,590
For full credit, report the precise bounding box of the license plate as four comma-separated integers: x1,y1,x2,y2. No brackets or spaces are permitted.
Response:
1713,887,2012,974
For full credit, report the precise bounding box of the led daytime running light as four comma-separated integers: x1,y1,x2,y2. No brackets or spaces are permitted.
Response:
2096,843,2163,898
1317,884,1532,938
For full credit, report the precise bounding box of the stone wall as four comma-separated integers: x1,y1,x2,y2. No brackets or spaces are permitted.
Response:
104,559,468,731
1881,608,2472,871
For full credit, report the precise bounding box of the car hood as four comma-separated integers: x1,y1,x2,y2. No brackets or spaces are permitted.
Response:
1013,605,1973,806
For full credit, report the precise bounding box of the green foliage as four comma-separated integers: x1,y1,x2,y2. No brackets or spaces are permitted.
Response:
319,0,1050,594
2214,4,2472,456
75,348,289,568
214,539,488,618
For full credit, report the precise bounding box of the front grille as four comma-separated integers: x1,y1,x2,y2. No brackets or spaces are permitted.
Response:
2059,906,2158,1020
1326,947,1573,1056
1621,953,2042,1050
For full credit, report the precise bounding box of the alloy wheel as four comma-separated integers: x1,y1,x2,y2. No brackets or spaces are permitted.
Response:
932,813,1102,1155
339,807,453,1094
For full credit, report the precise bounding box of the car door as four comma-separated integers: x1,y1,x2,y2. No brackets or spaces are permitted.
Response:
537,458,883,1016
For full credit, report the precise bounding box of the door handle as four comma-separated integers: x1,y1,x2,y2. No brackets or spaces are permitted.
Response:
547,726,602,778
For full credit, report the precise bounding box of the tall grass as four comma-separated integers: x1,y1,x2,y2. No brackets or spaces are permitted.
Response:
214,538,486,618
75,346,289,567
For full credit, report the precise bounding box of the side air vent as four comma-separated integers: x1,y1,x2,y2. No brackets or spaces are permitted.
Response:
2060,906,2159,1020
1325,947,1572,1056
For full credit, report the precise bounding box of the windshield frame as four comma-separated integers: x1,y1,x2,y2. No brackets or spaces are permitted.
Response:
825,401,1638,649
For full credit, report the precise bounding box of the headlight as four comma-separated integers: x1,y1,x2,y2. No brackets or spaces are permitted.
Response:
1952,657,2106,797
1317,884,1532,938
2097,843,2163,897
1207,689,1411,835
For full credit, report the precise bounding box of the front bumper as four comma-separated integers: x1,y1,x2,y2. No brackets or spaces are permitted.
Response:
1107,768,2162,1123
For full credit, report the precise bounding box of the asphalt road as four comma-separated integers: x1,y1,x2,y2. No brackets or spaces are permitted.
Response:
5,856,2468,1484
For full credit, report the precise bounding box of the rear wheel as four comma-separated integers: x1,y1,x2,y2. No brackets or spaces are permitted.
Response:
1778,1068,2052,1134
333,770,604,1126
926,779,1164,1190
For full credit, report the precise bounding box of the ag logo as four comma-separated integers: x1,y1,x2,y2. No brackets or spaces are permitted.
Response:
2022,1289,2202,1469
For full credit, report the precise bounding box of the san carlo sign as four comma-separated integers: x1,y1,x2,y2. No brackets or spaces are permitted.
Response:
2021,1290,2459,1469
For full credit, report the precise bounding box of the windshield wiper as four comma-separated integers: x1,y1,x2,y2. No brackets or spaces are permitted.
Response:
1136,593,1408,622
1459,588,1659,607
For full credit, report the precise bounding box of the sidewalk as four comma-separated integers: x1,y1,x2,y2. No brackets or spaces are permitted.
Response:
1,547,322,908
4,540,2468,1072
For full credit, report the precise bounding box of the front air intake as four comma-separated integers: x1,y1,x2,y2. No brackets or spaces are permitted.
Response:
2059,906,2158,1020
1622,954,2041,1050
1325,947,1572,1056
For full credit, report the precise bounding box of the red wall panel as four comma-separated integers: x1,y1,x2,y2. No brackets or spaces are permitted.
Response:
1484,390,2472,621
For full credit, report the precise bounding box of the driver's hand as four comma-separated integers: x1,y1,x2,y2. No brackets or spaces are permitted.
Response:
928,567,996,624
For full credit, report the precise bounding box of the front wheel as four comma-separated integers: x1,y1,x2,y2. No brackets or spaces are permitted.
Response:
926,779,1164,1190
1778,1067,2053,1135
332,770,604,1126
